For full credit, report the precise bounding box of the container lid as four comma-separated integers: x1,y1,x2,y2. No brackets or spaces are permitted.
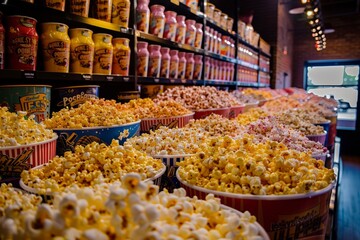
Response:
160,47,170,54
150,4,165,11
137,41,148,48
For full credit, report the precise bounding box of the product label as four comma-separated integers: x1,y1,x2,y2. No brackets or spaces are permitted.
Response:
59,91,98,107
136,12,149,32
160,58,170,78
137,55,148,77
112,1,130,27
148,56,161,77
113,49,130,75
93,47,112,74
150,16,164,37
71,44,94,70
0,150,32,179
178,61,186,79
43,40,70,72
46,0,65,11
176,26,186,44
185,29,196,46
9,36,37,67
169,59,178,78
70,0,89,17
164,23,176,41
193,63,202,80
185,62,194,79
15,93,49,122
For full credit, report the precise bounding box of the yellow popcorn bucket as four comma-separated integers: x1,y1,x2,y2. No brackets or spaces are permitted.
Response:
177,169,334,240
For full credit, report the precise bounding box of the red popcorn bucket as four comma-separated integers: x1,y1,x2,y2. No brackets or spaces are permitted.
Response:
306,131,327,147
229,104,245,119
177,169,334,240
140,113,194,134
194,107,230,119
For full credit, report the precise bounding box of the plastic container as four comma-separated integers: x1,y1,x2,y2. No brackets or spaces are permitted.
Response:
205,2,214,19
6,15,38,71
93,33,113,75
194,23,203,49
204,26,210,51
185,52,194,80
150,4,165,38
220,13,228,30
112,38,130,76
45,0,66,11
51,85,99,112
185,0,198,11
204,57,210,80
136,0,150,33
69,28,94,74
185,19,196,46
178,52,186,80
212,30,218,53
41,22,70,73
238,20,246,39
169,49,179,79
70,0,90,17
94,0,111,22
227,17,234,32
164,11,177,41
137,41,149,77
0,85,51,123
160,47,170,78
216,32,222,55
0,12,3,70
193,55,202,80
148,44,161,77
213,8,221,25
175,15,186,44
111,0,130,27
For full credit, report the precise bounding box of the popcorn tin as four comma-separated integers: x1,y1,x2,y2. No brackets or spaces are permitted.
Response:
140,113,194,134
193,107,230,119
19,162,166,203
0,85,51,123
0,136,58,182
53,120,140,156
177,170,334,240
51,85,99,113
229,104,245,119
306,131,327,147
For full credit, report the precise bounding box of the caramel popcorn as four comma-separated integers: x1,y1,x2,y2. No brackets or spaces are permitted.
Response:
236,108,271,126
1,174,267,239
0,107,56,147
177,136,335,195
21,140,164,194
44,99,137,129
242,88,273,100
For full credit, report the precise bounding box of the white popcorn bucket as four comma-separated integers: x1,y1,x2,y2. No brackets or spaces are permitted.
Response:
140,113,194,134
177,169,334,240
306,131,327,146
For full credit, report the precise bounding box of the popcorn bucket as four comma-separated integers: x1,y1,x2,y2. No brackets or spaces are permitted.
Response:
314,120,331,146
153,154,193,192
0,136,58,183
177,170,334,240
140,113,194,134
243,101,259,112
194,107,230,119
325,114,337,149
229,104,245,119
144,163,167,187
312,151,329,163
53,120,140,156
0,85,52,123
306,131,327,147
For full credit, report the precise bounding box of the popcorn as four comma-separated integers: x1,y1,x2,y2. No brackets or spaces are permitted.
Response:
0,183,42,211
242,88,273,100
262,96,301,113
177,136,335,195
231,90,259,104
1,174,267,239
236,108,271,126
20,140,164,194
0,107,56,147
44,99,137,129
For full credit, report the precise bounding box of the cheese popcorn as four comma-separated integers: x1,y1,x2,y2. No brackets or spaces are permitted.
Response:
0,174,267,239
21,140,164,194
177,136,335,195
0,107,56,147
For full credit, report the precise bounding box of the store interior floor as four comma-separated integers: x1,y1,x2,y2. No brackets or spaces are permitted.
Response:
335,148,360,239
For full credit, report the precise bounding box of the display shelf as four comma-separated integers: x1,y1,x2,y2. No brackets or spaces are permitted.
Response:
237,35,259,53
137,77,204,85
205,17,235,38
136,31,204,54
149,0,204,20
259,68,271,74
205,51,237,64
204,80,237,86
260,49,271,58
238,60,259,71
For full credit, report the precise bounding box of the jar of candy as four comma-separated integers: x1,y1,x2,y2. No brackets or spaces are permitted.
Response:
0,12,3,69
220,13,228,30
205,2,214,19
111,0,130,27
204,26,210,51
69,28,94,74
227,17,234,32
95,0,111,22
136,0,150,33
169,49,179,79
41,22,70,73
163,11,177,42
148,44,161,77
213,8,221,25
194,23,203,49
137,41,149,77
160,47,170,78
193,54,202,80
7,15,38,71
185,19,196,46
93,33,113,75
70,0,90,17
150,5,165,38
216,32,222,55
204,57,210,80
112,38,131,76
178,52,186,79
212,30,218,54
175,15,186,44
185,52,194,79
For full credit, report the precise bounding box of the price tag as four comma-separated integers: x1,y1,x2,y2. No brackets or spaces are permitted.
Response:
23,72,35,79
120,28,128,34
106,76,114,81
123,77,130,82
82,74,92,80
192,80,197,84
170,79,175,83
154,78,160,83
181,79,186,84
170,0,179,5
